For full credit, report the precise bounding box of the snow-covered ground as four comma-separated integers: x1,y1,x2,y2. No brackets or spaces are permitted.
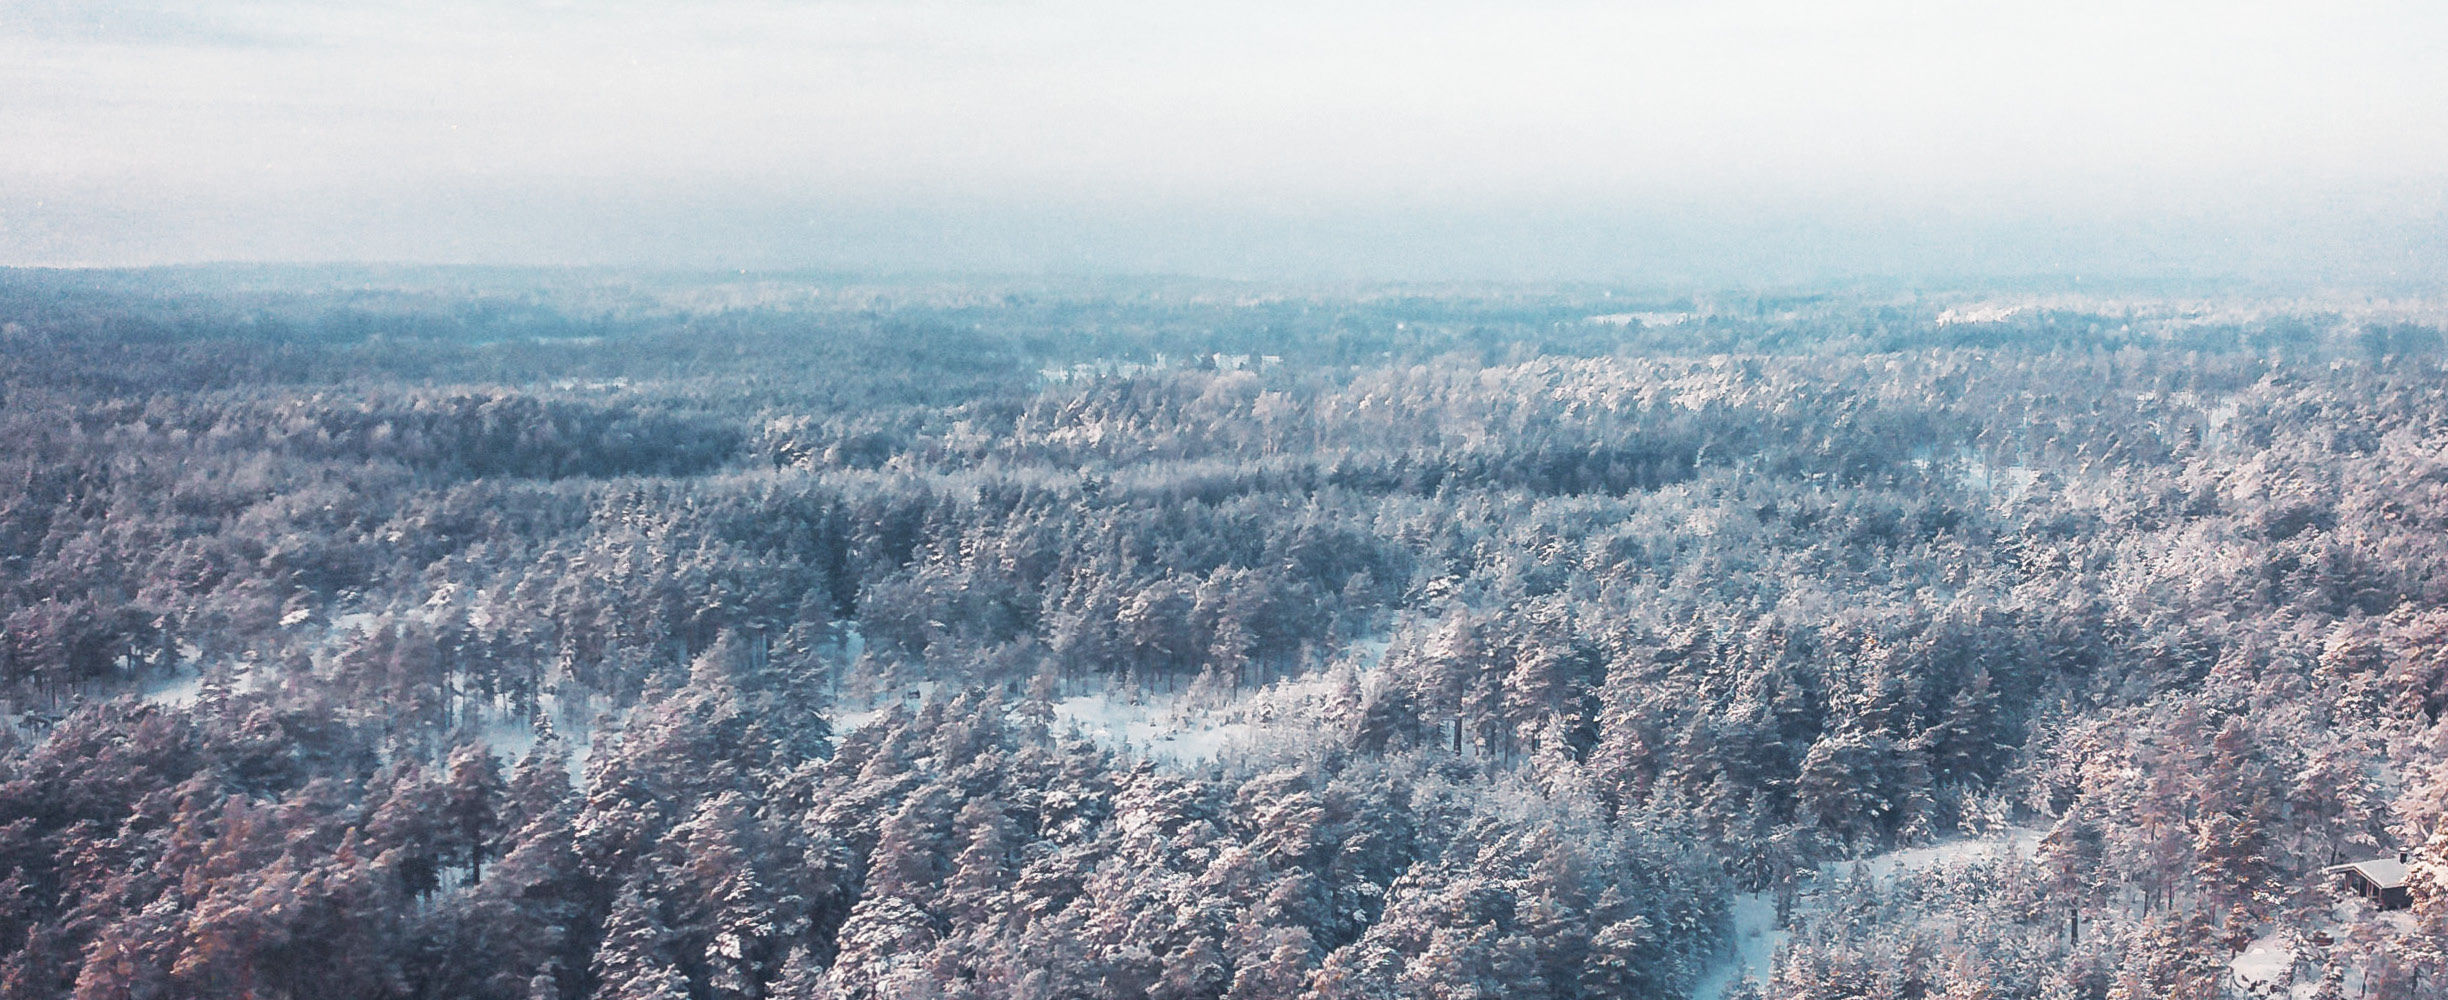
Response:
2224,905,2421,999
1935,303,2027,326
137,613,387,712
831,678,938,735
2226,930,2295,997
136,639,271,709
1697,892,1782,1000
1957,448,2042,503
1860,827,2046,880
1583,311,1693,328
1693,828,2045,1000
1046,633,1394,765
1044,669,1342,765
828,629,1398,768
1050,690,1255,763
131,609,606,772
135,668,213,709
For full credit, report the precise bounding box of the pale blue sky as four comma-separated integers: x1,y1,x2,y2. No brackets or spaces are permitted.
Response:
2,0,2442,282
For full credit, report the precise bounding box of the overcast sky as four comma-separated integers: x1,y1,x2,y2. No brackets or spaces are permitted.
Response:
2,0,2443,283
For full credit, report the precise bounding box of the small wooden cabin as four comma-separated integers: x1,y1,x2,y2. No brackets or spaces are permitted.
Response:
2324,853,2412,910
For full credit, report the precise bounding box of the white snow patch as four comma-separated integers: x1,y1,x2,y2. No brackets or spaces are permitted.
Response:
1957,449,2042,503
1935,303,2025,326
1038,356,1172,384
137,670,210,709
137,660,271,709
139,608,388,712
1042,663,1363,766
1051,691,1254,763
831,704,894,735
1043,634,1392,765
1862,827,2045,879
2226,930,2294,995
1693,829,2044,1000
832,679,937,736
1349,634,1393,672
838,622,866,666
467,710,597,776
825,629,1395,763
1697,890,1781,999
1584,311,1693,327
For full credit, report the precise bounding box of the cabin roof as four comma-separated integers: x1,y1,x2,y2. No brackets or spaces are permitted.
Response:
2323,857,2409,889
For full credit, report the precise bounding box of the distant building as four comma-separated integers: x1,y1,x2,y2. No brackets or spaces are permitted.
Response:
2325,853,2412,910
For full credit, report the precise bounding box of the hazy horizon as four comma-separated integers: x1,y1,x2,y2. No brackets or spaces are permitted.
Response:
5,1,2444,285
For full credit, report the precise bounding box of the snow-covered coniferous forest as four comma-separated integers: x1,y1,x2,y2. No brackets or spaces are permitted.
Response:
3,269,2447,999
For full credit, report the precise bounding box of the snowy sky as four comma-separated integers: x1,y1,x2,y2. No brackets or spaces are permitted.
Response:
3,0,2444,282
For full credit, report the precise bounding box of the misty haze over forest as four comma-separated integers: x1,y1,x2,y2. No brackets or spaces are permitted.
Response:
4,1,2445,285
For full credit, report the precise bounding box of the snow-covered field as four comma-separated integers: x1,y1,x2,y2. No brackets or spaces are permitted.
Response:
1046,634,1394,765
1051,690,1254,762
830,630,1397,770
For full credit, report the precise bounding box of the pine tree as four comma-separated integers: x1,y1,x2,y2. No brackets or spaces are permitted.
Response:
505,733,577,840
1578,915,1659,999
667,793,799,1000
445,740,509,884
368,760,447,898
943,797,1014,930
1221,926,1315,1000
591,882,686,1000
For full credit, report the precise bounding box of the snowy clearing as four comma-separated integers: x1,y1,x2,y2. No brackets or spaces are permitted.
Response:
1693,828,2045,1000
2225,930,2294,996
827,630,1399,768
1045,633,1394,765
